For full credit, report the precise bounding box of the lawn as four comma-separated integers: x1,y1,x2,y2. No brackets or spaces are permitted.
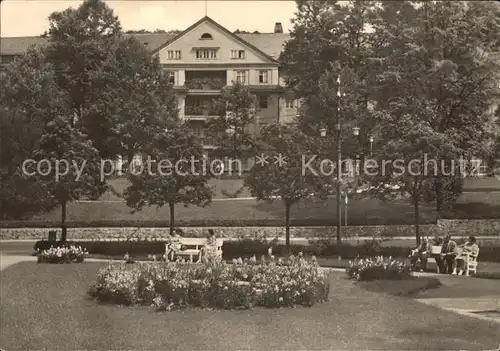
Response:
21,178,500,225
1,262,500,350
30,196,438,224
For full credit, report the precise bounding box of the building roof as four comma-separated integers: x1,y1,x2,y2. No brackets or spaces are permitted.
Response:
1,30,290,59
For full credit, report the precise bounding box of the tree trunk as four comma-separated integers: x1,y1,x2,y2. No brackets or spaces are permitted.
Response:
169,202,175,236
435,177,443,213
127,151,135,170
414,199,420,246
61,200,67,242
285,202,291,253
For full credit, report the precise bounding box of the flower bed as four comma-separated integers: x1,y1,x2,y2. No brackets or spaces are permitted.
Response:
88,252,331,310
345,256,411,281
37,244,88,263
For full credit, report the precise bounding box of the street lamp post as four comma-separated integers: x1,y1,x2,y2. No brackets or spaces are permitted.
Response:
369,136,374,156
319,124,358,243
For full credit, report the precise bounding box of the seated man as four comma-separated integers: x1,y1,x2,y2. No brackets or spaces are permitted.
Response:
435,234,457,274
409,237,431,271
453,236,479,275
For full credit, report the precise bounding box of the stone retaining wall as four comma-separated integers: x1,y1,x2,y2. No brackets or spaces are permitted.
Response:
0,219,498,240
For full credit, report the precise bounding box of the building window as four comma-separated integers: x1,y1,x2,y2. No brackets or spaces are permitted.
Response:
167,50,181,60
235,70,247,84
200,33,213,40
167,71,175,85
195,49,217,59
258,95,268,109
230,50,245,59
258,70,269,84
285,99,295,108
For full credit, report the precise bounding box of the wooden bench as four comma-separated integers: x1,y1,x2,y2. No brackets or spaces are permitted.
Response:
426,246,479,276
165,238,223,263
426,245,442,273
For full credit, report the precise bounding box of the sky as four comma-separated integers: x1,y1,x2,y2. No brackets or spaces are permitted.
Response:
1,0,298,37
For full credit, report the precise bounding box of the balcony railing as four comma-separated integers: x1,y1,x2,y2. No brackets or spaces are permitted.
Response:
185,77,226,90
185,105,220,116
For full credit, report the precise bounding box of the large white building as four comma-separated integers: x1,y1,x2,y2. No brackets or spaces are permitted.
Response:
1,17,300,162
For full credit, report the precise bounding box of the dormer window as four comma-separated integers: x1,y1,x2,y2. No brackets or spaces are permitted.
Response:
200,33,213,40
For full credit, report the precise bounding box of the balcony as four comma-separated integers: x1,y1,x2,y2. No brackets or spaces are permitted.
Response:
184,70,227,92
184,97,220,120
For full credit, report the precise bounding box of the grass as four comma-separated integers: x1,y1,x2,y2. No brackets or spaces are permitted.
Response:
474,272,500,280
359,277,442,297
18,177,500,225
29,196,440,224
2,262,500,350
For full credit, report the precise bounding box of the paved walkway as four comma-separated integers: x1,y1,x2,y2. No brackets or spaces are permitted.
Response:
413,271,500,324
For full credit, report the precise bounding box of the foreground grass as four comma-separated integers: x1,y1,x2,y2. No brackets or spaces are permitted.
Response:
359,277,442,297
1,262,500,350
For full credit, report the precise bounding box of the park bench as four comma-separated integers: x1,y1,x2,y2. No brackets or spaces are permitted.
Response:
165,238,223,263
426,245,442,273
426,245,479,275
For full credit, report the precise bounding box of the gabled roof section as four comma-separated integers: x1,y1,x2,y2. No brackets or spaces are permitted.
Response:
237,33,290,60
150,16,281,63
1,22,290,59
0,33,176,56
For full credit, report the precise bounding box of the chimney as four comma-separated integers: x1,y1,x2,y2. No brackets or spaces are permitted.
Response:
274,22,283,33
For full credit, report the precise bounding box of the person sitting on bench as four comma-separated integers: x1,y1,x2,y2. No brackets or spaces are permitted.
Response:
409,237,431,271
453,236,479,275
436,234,457,274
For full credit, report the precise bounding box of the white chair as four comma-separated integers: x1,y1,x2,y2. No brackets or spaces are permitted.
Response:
464,251,479,276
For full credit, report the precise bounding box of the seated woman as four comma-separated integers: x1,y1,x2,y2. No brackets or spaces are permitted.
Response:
409,237,431,271
453,236,479,275
202,229,221,263
166,229,183,261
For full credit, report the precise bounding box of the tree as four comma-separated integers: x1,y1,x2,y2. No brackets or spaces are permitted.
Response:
0,48,65,219
207,82,257,163
30,116,106,241
124,124,213,235
371,1,500,222
44,0,177,160
85,37,179,163
245,124,322,249
367,118,460,245
280,0,379,141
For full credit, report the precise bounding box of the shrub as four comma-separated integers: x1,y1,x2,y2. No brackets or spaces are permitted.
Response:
37,244,87,263
33,239,500,262
345,256,411,281
88,253,331,310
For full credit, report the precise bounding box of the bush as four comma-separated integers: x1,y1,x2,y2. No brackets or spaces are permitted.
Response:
37,244,87,263
345,256,411,281
33,239,500,262
88,253,331,310
34,240,167,256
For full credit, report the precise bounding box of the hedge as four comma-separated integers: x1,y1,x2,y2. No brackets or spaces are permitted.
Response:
33,239,500,262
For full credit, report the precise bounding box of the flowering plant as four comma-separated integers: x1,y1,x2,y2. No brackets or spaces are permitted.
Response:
37,244,88,263
345,256,411,281
88,252,331,310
